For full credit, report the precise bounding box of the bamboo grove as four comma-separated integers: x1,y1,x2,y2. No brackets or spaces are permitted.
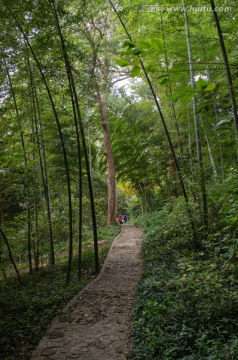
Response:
0,0,237,282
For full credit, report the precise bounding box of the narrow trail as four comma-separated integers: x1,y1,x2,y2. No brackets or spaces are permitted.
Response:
31,224,143,360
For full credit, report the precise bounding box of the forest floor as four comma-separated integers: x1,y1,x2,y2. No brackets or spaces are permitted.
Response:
30,224,143,360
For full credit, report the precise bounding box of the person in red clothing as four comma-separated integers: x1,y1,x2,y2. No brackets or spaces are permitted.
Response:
118,215,123,224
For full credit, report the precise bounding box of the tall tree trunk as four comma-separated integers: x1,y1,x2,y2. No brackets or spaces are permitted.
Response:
28,57,55,266
95,81,117,226
182,0,208,230
210,0,238,162
197,33,223,179
85,21,117,226
87,110,93,182
32,147,40,271
201,118,217,178
29,64,55,266
30,106,40,271
160,12,184,157
51,0,82,280
188,104,193,169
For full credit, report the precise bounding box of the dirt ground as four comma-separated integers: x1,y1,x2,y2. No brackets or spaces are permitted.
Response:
31,224,143,360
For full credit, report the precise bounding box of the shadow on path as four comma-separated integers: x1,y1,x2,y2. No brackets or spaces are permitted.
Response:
31,224,143,360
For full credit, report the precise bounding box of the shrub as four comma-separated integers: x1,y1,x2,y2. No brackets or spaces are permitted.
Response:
130,197,238,360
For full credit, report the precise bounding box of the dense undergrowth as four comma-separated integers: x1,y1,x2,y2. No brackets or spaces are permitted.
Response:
129,178,238,359
0,225,120,360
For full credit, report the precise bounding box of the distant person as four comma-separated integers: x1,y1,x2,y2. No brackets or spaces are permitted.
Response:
118,215,123,224
123,213,128,223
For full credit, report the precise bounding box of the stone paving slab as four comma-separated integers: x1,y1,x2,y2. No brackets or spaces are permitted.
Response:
31,225,143,360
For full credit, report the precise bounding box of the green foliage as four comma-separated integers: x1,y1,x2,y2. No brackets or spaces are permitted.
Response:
135,197,198,249
196,77,216,93
1,1,238,359
115,58,131,67
130,196,238,360
131,66,141,78
0,224,120,360
0,266,86,359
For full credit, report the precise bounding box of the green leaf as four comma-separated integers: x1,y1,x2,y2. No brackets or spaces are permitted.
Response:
137,41,151,49
196,77,207,90
158,74,169,84
196,77,216,92
133,57,140,66
131,66,141,78
173,85,195,104
118,49,136,56
115,58,131,67
204,83,216,91
150,38,162,50
133,48,141,56
144,61,156,72
158,73,169,79
159,77,169,85
123,40,135,48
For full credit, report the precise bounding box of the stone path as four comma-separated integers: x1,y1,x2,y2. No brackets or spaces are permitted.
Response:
31,225,143,360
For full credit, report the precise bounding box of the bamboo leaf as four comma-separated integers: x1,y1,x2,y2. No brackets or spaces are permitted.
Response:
196,77,207,90
196,77,216,92
123,40,135,48
131,66,141,77
133,57,140,66
137,41,151,49
159,77,169,85
204,83,216,92
150,38,162,50
115,58,131,67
